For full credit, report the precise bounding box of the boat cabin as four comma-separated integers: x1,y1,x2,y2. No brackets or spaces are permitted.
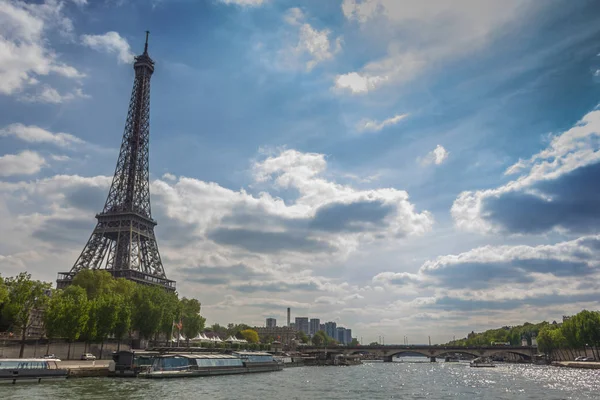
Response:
0,359,68,384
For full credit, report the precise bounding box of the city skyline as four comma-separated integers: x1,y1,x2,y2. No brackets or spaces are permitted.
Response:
0,0,600,344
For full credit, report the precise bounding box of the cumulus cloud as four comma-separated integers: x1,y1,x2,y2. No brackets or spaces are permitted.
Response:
356,114,408,133
452,107,600,234
373,235,600,314
418,145,449,166
280,8,342,72
335,0,532,94
0,123,85,148
19,85,89,104
218,0,267,6
0,151,46,176
81,31,136,64
0,0,84,96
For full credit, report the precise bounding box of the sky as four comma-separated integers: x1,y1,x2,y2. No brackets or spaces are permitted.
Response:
1,0,600,345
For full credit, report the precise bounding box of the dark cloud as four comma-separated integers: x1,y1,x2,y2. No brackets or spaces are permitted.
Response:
428,292,600,312
179,263,270,285
483,162,600,234
423,258,593,289
231,281,320,293
64,185,107,212
207,227,332,253
32,217,95,246
310,200,394,232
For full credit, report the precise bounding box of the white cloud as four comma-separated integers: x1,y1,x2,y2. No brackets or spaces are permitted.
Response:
0,0,84,96
218,0,266,6
0,151,46,176
356,113,408,133
418,145,449,166
162,172,177,181
335,0,531,94
81,31,135,64
50,154,70,162
0,123,85,148
452,108,600,233
19,85,89,104
281,8,342,72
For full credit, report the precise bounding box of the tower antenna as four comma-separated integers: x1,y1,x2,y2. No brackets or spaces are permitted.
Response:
144,30,150,53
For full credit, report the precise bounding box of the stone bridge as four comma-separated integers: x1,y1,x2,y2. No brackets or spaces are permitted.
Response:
302,345,536,362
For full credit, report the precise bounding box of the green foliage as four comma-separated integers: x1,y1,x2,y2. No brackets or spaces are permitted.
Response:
296,330,309,344
61,286,91,342
240,329,259,344
369,342,379,346
160,291,181,337
2,273,51,346
311,330,336,346
0,276,8,306
95,293,120,342
350,338,359,346
445,321,548,347
113,296,132,341
131,285,165,340
72,270,115,300
180,298,206,341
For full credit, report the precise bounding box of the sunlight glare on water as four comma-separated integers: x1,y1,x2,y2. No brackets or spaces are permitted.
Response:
2,362,600,400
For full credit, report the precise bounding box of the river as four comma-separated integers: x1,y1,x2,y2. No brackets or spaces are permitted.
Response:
2,360,600,399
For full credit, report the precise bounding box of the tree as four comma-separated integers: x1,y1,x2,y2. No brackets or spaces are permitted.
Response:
350,338,360,346
0,276,7,306
296,331,309,344
241,329,259,344
61,286,90,359
43,290,64,355
2,273,51,358
95,293,119,358
72,270,115,300
131,285,164,340
180,298,206,344
113,296,132,351
160,291,181,341
312,330,328,347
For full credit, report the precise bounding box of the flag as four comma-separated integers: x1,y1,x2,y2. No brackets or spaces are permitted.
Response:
175,320,183,330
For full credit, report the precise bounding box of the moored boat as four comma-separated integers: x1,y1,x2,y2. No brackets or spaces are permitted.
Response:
0,359,68,384
470,357,495,368
444,356,460,363
138,351,282,379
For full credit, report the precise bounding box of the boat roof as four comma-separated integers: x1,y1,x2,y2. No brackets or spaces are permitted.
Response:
232,351,273,356
156,353,239,359
0,358,56,362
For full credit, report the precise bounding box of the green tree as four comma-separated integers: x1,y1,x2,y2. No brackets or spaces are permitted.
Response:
131,285,164,340
72,270,115,300
241,329,260,344
3,273,51,358
42,289,64,355
113,295,132,350
61,286,90,359
312,330,328,347
160,291,181,340
180,298,206,344
350,338,360,346
95,293,119,358
296,331,309,344
0,276,8,306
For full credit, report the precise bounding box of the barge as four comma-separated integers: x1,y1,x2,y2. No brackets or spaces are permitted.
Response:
138,351,283,379
0,359,68,384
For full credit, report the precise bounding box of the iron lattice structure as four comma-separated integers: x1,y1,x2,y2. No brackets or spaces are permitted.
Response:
57,33,175,291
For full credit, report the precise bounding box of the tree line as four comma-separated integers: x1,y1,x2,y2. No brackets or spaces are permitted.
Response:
536,310,600,360
445,321,547,347
0,271,206,358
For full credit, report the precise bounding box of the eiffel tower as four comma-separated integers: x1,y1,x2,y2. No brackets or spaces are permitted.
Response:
57,32,175,291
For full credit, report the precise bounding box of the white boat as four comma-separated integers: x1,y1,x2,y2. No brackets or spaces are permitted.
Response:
470,357,495,368
0,359,68,384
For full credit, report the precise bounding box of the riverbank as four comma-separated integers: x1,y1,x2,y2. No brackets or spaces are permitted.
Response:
551,361,600,370
58,360,110,377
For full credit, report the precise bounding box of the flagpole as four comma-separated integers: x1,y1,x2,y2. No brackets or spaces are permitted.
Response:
170,319,174,348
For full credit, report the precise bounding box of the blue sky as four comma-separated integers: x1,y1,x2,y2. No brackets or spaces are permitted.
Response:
1,0,600,344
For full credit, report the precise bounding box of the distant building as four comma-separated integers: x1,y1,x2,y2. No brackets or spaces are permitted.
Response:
325,321,337,339
266,318,276,328
336,327,346,344
319,323,325,332
295,317,309,335
255,326,297,346
309,318,320,336
344,329,352,344
290,322,296,330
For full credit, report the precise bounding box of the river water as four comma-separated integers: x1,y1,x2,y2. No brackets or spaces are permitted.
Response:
2,360,600,399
